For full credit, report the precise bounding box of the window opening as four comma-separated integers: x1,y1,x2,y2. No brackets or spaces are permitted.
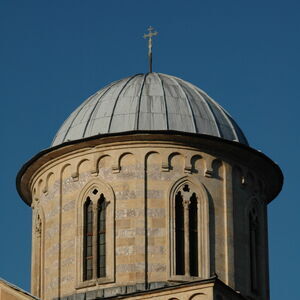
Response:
189,193,198,276
83,198,93,281
183,184,190,192
175,191,185,275
97,194,106,278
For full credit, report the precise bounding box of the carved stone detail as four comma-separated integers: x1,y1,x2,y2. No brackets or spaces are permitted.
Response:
112,165,121,173
161,161,170,172
71,172,79,182
205,169,213,178
35,214,42,237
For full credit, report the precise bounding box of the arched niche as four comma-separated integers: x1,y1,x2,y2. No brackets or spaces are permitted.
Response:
168,152,185,172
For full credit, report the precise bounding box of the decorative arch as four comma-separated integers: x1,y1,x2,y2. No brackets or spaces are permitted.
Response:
43,172,55,194
168,176,210,280
74,159,91,180
145,151,161,173
211,159,223,179
76,179,115,287
190,154,203,174
189,293,206,300
111,152,134,173
37,178,44,200
94,154,112,175
168,152,184,171
61,163,72,178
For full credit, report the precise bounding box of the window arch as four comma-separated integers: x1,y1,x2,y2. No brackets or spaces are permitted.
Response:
169,178,210,279
82,190,107,281
76,180,114,287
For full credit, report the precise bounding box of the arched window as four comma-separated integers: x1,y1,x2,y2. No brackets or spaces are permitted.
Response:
97,194,106,278
249,207,259,293
82,189,108,282
175,186,199,277
172,180,209,279
77,180,114,287
83,198,93,281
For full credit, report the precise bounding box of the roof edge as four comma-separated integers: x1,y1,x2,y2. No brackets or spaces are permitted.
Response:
0,278,40,300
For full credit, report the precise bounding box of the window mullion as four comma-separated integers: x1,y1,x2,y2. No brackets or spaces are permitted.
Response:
183,198,190,277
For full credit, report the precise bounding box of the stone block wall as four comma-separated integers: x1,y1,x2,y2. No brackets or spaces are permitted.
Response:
23,135,276,300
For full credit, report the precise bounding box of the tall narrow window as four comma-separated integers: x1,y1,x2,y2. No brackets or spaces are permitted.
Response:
97,194,106,278
78,182,114,286
83,198,93,281
189,193,198,276
175,192,185,275
171,180,210,280
249,208,259,293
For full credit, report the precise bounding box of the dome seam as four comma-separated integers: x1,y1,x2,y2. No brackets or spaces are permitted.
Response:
170,77,198,133
155,73,169,130
82,79,122,138
135,73,148,130
107,74,141,133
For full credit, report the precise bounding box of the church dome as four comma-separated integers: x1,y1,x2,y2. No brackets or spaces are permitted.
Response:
52,72,248,146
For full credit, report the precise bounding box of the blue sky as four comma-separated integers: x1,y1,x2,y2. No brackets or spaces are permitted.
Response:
0,1,298,299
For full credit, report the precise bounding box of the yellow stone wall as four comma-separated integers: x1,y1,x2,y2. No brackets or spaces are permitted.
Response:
25,136,271,300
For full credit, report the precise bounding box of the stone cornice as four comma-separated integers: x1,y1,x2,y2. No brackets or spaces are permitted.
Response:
16,131,283,206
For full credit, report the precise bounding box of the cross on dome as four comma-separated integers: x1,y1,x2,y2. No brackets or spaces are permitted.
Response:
143,26,158,72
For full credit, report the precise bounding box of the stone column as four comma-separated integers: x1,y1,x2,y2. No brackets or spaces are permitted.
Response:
92,202,98,279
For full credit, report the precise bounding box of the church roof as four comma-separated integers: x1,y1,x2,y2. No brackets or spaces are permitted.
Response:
52,73,248,146
0,278,39,300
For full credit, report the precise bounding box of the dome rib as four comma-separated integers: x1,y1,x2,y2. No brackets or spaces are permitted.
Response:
183,81,221,137
82,80,121,137
206,94,239,142
108,74,140,133
170,77,197,133
135,73,148,130
51,72,248,147
156,73,169,130
195,87,242,142
61,93,96,143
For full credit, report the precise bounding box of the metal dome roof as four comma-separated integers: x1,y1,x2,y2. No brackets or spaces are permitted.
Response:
52,73,248,146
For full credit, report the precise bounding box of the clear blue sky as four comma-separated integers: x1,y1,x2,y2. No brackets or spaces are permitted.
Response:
0,1,298,299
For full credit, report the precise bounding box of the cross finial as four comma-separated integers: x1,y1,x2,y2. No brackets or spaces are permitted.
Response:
143,26,158,73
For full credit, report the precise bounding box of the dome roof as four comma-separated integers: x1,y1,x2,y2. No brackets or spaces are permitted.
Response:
52,73,248,146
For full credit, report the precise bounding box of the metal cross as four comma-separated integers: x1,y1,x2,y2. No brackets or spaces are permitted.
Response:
143,26,158,73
